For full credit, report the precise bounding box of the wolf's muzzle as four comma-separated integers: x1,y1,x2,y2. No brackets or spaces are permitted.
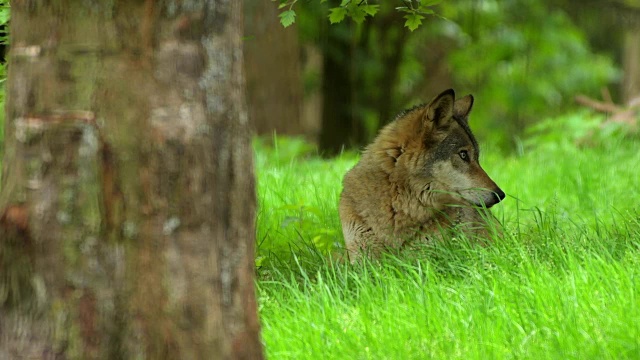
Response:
487,188,506,208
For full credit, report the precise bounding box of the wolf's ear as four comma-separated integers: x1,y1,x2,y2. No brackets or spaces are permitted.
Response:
424,89,455,128
454,94,474,120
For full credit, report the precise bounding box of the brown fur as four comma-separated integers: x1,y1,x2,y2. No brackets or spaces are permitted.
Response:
339,89,505,261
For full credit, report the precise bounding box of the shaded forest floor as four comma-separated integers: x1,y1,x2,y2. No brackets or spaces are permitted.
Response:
255,122,640,359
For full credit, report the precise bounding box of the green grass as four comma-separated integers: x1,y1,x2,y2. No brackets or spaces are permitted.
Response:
255,132,640,359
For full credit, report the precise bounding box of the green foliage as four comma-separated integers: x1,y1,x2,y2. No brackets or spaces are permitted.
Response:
328,6,347,24
336,1,378,24
396,0,441,31
439,0,619,149
256,131,640,358
403,13,424,31
291,0,620,154
278,9,297,28
274,0,439,29
524,110,637,151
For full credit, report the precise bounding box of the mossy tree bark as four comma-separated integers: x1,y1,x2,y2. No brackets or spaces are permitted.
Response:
0,1,263,359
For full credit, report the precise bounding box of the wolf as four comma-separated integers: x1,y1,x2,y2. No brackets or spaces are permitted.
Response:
339,89,505,262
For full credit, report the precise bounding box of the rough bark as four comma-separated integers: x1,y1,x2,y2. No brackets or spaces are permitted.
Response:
0,1,263,359
244,0,304,136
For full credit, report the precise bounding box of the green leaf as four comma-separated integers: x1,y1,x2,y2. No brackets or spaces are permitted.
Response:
329,7,347,24
361,4,380,16
404,13,425,31
349,6,367,24
279,9,296,27
255,256,265,267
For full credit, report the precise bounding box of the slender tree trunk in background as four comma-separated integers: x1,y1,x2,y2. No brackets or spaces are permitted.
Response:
375,31,408,126
319,22,363,156
368,11,410,127
318,8,413,155
0,1,263,359
300,44,324,141
622,29,640,103
244,0,304,137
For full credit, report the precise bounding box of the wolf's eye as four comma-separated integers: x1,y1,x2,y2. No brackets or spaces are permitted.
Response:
459,150,469,161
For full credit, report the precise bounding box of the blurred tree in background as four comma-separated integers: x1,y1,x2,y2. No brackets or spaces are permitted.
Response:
556,0,640,103
244,0,631,154
245,1,305,136
0,1,636,154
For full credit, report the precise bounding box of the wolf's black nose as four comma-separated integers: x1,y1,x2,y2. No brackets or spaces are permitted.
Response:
482,187,506,208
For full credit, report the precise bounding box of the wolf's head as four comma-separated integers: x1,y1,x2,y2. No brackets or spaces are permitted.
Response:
389,89,505,209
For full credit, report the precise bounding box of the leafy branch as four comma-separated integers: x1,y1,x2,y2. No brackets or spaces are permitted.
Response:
273,0,442,31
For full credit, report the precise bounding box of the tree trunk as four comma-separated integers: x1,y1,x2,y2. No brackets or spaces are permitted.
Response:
0,1,263,359
319,22,363,156
367,12,410,127
318,9,415,156
244,0,304,137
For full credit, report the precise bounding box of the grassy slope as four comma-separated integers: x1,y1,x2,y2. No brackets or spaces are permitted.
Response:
255,136,640,359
